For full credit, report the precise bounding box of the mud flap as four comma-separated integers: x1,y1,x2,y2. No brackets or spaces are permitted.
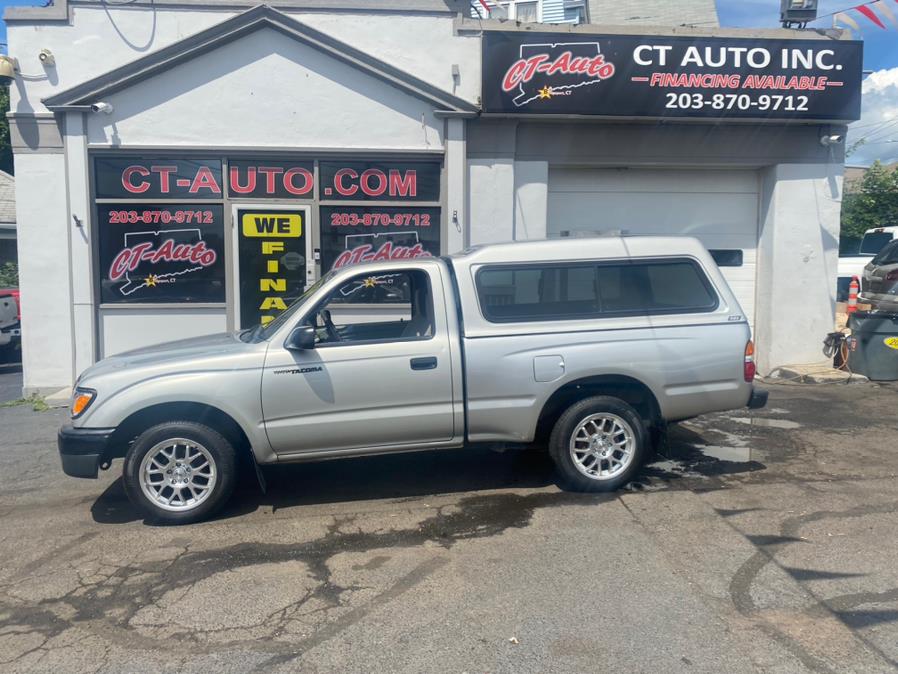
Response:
254,461,267,494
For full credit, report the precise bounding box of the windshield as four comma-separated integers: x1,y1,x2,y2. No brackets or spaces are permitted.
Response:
859,232,894,255
242,272,334,342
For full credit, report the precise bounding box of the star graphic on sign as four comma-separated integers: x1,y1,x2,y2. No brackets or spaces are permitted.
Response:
362,277,377,288
145,274,158,287
538,86,553,99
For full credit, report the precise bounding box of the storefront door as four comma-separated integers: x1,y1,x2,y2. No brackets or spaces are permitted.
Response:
232,205,314,329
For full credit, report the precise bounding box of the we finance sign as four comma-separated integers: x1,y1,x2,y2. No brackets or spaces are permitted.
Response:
482,32,862,121
237,208,307,329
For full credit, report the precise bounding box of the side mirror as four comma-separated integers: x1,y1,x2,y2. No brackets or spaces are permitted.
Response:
285,325,316,350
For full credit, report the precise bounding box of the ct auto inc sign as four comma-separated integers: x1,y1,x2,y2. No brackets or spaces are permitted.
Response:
482,32,862,121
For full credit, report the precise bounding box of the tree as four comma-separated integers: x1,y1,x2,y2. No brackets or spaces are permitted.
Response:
0,86,10,175
0,262,17,287
840,161,898,253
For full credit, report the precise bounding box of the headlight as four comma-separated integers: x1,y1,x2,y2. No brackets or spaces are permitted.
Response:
71,388,97,418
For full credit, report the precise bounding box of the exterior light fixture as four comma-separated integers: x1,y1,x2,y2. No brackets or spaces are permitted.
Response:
780,0,818,28
0,56,19,85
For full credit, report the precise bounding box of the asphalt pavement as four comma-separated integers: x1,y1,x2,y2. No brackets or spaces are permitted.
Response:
0,363,22,404
1,382,897,673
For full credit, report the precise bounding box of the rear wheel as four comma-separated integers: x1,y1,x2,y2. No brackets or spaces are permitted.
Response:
549,396,646,492
123,421,237,524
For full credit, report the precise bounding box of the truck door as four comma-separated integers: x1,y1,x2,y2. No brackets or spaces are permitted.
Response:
260,265,457,455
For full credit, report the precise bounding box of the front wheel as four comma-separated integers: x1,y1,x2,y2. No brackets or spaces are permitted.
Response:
549,396,647,492
123,421,237,524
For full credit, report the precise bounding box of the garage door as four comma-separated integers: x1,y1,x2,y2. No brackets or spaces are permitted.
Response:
547,168,760,325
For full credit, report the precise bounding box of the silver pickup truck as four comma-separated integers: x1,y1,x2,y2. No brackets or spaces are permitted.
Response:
59,237,766,523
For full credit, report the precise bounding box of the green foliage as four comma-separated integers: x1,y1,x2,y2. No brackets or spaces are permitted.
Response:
0,394,50,412
841,161,898,252
0,261,17,287
0,86,10,175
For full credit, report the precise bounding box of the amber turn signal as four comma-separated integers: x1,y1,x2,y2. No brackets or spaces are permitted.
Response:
71,389,96,418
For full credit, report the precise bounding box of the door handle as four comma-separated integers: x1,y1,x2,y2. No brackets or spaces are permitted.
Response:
410,357,437,371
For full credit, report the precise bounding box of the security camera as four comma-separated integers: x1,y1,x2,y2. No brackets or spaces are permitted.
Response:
820,134,844,147
90,102,114,114
0,56,19,86
38,49,55,67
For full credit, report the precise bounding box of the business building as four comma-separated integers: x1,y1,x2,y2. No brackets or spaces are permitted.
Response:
4,0,860,395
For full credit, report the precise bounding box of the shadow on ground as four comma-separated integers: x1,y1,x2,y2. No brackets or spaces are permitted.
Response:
90,422,767,526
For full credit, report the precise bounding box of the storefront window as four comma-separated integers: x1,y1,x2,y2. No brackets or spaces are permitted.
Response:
94,157,223,199
97,204,226,304
318,160,442,276
91,155,443,317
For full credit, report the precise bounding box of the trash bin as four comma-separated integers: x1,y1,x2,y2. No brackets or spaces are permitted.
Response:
846,312,898,381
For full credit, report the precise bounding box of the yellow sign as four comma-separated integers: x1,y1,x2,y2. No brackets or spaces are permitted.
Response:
884,337,898,350
241,212,302,238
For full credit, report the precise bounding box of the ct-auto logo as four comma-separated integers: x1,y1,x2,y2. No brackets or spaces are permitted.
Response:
502,41,616,107
109,229,217,296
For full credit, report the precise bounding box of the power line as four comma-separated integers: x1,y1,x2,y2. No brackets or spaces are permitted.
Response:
857,119,898,144
850,118,898,131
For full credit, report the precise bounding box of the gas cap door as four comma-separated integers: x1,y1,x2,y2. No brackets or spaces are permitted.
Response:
533,355,565,383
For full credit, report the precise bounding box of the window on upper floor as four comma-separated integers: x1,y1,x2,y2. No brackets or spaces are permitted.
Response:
569,3,587,23
501,0,541,22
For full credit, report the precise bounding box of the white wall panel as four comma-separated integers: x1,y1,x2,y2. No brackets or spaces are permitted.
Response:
14,153,74,394
86,28,444,150
99,308,227,358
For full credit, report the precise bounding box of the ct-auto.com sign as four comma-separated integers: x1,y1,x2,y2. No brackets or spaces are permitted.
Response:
482,32,862,121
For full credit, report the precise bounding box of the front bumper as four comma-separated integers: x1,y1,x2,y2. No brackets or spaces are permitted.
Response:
57,425,116,478
1,322,20,344
747,387,768,410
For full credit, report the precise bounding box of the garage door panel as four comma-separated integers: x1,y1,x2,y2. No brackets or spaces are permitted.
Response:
547,168,759,327
548,193,758,240
549,168,759,194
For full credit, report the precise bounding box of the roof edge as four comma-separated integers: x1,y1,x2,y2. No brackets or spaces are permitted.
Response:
454,16,849,41
6,0,467,22
42,4,478,114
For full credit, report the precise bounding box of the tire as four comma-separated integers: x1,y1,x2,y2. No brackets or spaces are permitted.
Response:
549,396,647,492
122,421,238,525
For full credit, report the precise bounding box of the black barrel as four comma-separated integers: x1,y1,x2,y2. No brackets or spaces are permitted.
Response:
846,312,898,381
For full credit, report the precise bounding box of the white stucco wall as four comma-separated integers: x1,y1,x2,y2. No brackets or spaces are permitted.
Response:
13,153,73,394
98,308,227,357
755,163,843,372
6,6,479,115
85,27,445,150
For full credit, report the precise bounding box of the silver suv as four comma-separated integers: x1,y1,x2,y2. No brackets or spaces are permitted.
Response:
59,237,766,523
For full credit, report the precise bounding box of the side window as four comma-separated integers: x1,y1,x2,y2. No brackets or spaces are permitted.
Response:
476,259,717,322
308,270,434,345
477,264,599,321
643,262,718,312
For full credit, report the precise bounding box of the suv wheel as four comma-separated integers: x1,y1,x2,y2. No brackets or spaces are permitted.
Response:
123,421,237,524
549,396,646,492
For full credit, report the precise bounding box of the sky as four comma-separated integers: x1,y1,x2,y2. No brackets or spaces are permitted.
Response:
0,0,895,164
716,0,898,166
